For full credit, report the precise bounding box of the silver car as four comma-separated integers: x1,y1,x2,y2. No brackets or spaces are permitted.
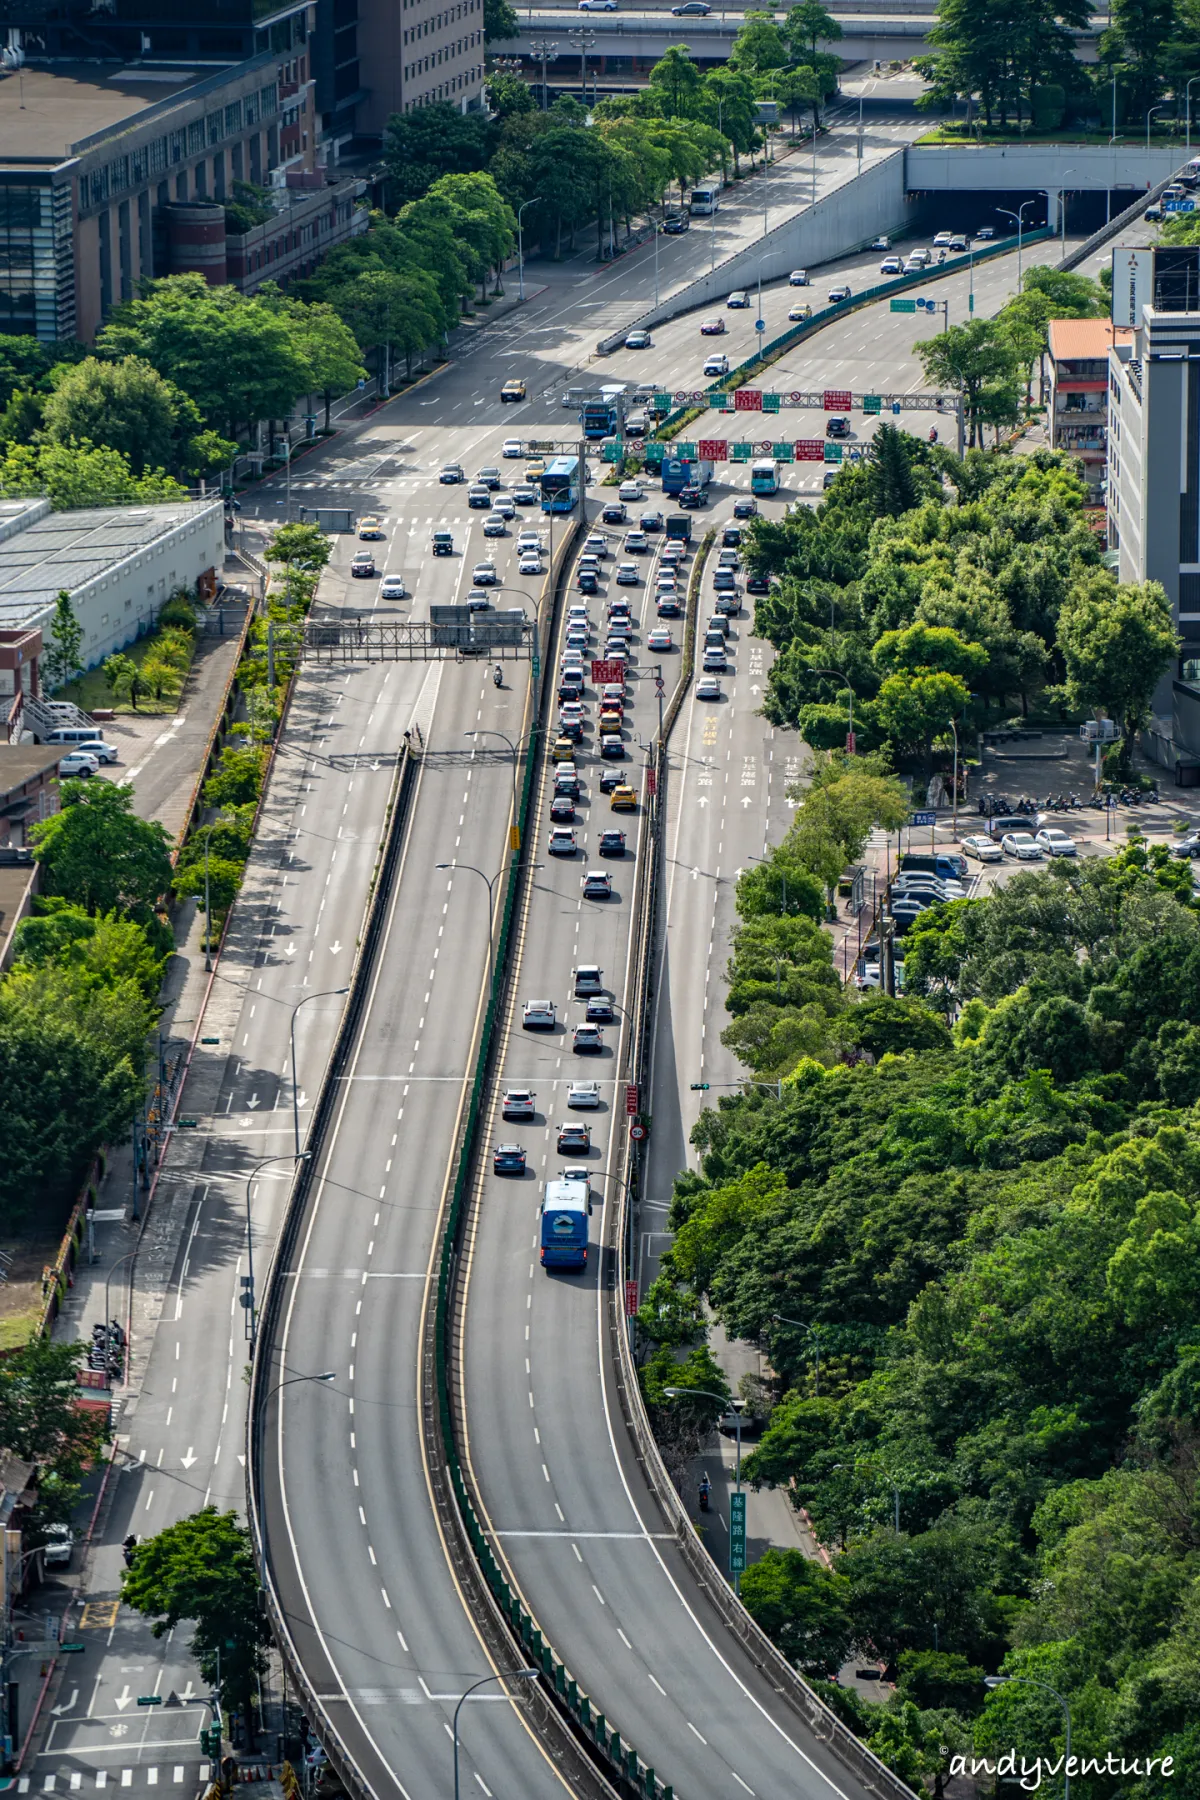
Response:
1001,832,1043,860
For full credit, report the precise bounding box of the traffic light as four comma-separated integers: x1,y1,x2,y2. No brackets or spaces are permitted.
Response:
200,1725,222,1758
690,1082,710,1090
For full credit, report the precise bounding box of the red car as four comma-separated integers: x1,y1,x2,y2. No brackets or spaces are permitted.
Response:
700,318,726,335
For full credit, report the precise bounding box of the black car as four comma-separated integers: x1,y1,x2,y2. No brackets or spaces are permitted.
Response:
825,416,851,439
722,525,742,548
640,510,664,532
733,497,758,519
745,572,770,594
550,794,576,823
601,501,626,524
578,570,599,593
663,214,689,234
599,767,624,793
586,996,615,1022
493,1143,527,1175
598,828,626,856
677,485,706,508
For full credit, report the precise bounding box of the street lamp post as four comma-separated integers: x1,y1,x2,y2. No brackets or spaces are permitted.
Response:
103,1250,138,1384
811,666,854,753
834,1461,900,1532
948,716,959,838
1058,167,1078,253
266,1369,335,1403
772,1312,822,1395
996,201,1035,288
1147,102,1167,149
985,1676,1072,1799
464,729,531,847
1188,76,1200,151
516,197,541,303
290,988,349,1160
452,1671,540,1800
529,38,557,110
664,1386,745,1591
435,861,543,1000
203,833,212,972
245,1154,309,1347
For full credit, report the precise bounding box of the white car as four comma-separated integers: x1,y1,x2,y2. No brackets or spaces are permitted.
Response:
522,999,557,1029
1036,827,1078,857
584,533,609,558
618,482,645,504
74,738,119,764
788,269,809,285
518,554,542,575
624,531,649,553
549,827,578,856
703,354,730,377
879,256,903,275
491,495,515,518
933,230,953,247
568,1080,601,1108
962,834,1003,863
378,575,408,599
502,437,523,458
696,675,722,699
647,628,672,651
1001,832,1043,860
472,562,497,585
59,750,99,778
616,562,640,584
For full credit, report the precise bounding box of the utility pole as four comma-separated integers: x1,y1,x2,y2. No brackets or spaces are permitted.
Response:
529,37,557,110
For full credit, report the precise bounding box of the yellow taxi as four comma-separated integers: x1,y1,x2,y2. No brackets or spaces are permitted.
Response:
552,737,578,762
357,514,385,539
526,459,547,481
610,783,638,811
500,378,527,402
598,707,623,733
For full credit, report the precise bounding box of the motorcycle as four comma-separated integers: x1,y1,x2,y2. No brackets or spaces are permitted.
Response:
493,665,503,688
698,1477,711,1514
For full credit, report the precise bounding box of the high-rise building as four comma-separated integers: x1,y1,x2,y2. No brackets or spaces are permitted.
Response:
1107,244,1200,779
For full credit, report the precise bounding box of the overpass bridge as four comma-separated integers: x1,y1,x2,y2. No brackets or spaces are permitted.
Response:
509,5,1104,73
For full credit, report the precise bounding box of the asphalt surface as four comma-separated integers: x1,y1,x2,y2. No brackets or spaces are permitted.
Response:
33,163,1148,1800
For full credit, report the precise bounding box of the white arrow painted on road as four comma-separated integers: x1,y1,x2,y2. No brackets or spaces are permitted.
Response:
180,1682,196,1703
51,1689,78,1717
741,796,754,807
285,944,296,957
296,1090,309,1110
696,796,709,807
330,941,343,954
236,1454,246,1468
750,684,761,695
246,1094,260,1110
180,1447,197,1469
115,1687,133,1711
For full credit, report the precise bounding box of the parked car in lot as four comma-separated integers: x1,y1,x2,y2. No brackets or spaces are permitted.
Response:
962,834,1003,863
1036,827,1077,857
1001,832,1043,860
74,738,119,764
59,750,100,778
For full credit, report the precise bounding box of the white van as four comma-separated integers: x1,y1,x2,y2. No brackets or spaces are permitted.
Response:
45,725,103,747
689,185,720,216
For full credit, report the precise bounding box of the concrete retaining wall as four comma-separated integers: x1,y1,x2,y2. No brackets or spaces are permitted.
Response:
906,142,1183,192
598,147,916,351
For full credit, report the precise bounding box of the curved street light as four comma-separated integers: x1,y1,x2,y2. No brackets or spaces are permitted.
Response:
245,1153,309,1348
290,987,349,1158
772,1312,823,1395
985,1674,1073,1798
516,196,542,302
266,1369,335,1403
453,1670,540,1800
996,200,1035,288
435,860,543,999
663,1384,746,1590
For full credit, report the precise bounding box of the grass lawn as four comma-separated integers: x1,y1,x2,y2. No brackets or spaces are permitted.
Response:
58,627,189,717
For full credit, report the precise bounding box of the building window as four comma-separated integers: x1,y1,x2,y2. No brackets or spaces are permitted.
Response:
261,82,279,117
225,100,243,134
170,128,186,164
207,112,223,146
245,91,260,125
131,146,149,183
188,119,204,155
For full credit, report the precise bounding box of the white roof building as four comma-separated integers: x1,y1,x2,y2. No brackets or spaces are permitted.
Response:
0,497,224,671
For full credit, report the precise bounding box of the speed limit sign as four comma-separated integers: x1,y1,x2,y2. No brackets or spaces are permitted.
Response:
630,1122,646,1140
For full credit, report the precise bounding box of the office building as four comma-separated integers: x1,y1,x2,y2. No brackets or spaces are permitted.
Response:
1107,244,1200,778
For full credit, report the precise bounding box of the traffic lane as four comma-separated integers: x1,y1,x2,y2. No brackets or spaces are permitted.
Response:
460,541,881,1800
272,667,566,1800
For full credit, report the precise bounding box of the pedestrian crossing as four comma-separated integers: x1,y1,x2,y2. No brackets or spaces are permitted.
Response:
23,1767,202,1792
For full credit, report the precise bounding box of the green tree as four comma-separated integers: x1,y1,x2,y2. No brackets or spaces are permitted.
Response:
1100,0,1178,117
203,745,267,809
486,71,535,116
734,847,826,922
41,357,184,476
172,854,245,914
43,589,84,692
0,1339,109,1481
649,45,705,118
12,902,165,999
382,104,493,205
1056,572,1177,751
484,0,519,36
122,1509,271,1732
731,11,789,74
740,1547,855,1677
30,779,173,917
97,276,312,440
876,669,972,777
0,440,185,509
270,297,365,432
264,521,332,576
784,0,843,57
916,320,1021,447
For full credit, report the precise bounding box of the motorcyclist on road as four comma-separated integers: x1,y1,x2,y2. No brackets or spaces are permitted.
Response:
494,664,503,687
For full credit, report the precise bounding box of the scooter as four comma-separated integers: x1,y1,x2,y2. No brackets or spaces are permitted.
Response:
493,665,503,688
698,1477,711,1514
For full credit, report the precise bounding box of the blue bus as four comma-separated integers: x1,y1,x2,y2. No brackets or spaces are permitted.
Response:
541,455,581,514
582,385,626,439
540,1176,590,1269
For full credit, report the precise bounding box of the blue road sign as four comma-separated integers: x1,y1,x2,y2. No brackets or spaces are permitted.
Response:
755,319,766,331
911,810,937,826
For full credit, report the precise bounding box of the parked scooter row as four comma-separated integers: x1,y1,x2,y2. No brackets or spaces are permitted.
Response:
88,1318,126,1381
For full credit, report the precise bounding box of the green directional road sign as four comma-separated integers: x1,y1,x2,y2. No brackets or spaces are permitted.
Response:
824,443,844,464
729,1492,747,1574
644,442,665,467
890,298,917,313
863,395,882,415
675,442,697,459
137,1696,163,1707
